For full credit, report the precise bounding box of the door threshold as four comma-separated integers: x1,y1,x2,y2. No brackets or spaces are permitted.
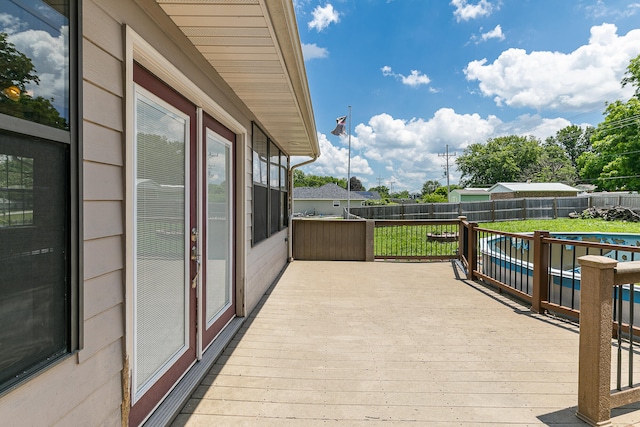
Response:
142,317,245,427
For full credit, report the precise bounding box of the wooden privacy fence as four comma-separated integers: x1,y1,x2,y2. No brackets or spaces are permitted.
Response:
349,194,640,222
291,219,373,261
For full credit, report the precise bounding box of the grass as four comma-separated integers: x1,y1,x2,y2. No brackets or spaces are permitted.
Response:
374,224,459,257
373,218,640,258
479,218,640,234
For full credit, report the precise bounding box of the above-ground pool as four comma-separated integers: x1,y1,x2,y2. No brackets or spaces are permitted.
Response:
480,232,640,321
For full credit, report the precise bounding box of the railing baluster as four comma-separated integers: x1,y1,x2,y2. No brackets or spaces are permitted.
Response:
616,284,623,391
559,245,564,307
630,283,635,388
571,246,577,309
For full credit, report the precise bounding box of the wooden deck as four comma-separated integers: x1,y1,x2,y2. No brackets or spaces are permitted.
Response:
171,261,640,426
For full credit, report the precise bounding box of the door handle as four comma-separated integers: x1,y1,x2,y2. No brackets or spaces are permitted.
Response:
191,245,201,289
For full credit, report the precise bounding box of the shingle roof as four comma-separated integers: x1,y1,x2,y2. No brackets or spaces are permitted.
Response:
489,182,579,193
293,183,367,200
355,191,381,200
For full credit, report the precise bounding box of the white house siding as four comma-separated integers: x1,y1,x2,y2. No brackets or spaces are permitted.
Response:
0,1,126,425
294,200,344,217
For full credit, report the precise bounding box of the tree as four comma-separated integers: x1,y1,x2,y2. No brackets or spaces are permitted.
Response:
349,176,364,191
421,180,440,196
434,185,460,198
456,135,543,187
521,141,576,184
0,32,39,92
368,185,390,198
0,32,68,129
422,193,447,203
546,125,593,171
622,53,640,99
137,133,185,185
292,170,347,188
578,98,640,191
577,54,640,191
390,190,410,199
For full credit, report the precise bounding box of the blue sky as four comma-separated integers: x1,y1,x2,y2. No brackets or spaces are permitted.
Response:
293,0,640,193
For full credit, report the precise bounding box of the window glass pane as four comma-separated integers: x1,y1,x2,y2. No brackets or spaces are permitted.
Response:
1,1,70,130
253,185,267,243
280,154,287,191
270,143,279,189
280,191,287,229
252,126,267,185
206,130,232,322
134,90,188,394
0,153,34,227
270,188,279,235
0,130,69,390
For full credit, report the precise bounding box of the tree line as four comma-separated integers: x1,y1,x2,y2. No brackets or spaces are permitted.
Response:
457,54,640,191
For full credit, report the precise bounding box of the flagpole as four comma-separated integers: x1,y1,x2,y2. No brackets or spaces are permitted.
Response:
347,105,352,219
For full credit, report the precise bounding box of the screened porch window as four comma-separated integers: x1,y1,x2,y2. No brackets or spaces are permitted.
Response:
0,0,79,393
251,123,289,245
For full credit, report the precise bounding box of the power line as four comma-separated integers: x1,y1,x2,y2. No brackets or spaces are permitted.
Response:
438,145,457,200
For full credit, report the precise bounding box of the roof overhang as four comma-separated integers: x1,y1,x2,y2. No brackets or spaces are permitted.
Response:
156,0,319,158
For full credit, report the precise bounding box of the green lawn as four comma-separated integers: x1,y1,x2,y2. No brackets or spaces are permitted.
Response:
479,218,640,234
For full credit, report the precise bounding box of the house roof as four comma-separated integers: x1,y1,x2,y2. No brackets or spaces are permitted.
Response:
355,191,381,200
294,183,367,200
156,0,319,158
488,182,580,193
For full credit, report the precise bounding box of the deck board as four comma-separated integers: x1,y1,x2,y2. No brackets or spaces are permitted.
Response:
171,261,640,426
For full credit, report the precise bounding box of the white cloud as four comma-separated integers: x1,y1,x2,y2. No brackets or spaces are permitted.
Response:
308,4,340,32
300,108,583,192
451,0,494,22
302,43,329,60
494,114,572,140
7,26,69,115
298,133,373,178
586,1,640,19
464,24,640,111
381,66,431,87
481,24,505,42
0,13,27,34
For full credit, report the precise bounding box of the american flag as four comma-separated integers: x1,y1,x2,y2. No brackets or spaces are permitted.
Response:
330,115,347,136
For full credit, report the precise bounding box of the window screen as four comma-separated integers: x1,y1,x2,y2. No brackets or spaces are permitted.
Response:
0,131,69,390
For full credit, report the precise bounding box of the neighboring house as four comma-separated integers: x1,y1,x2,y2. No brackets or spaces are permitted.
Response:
0,1,319,426
488,182,580,200
294,183,367,216
355,190,382,201
449,188,491,203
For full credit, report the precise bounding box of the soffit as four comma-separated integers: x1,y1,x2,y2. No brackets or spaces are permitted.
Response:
156,0,319,158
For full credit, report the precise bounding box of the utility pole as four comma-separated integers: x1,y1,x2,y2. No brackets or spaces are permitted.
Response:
377,176,384,187
438,145,456,202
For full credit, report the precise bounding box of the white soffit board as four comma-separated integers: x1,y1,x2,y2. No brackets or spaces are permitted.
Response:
156,0,319,158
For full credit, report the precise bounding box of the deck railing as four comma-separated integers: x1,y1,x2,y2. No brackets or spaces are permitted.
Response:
577,256,640,426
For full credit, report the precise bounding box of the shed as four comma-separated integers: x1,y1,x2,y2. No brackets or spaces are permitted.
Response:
449,188,491,203
488,182,580,200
